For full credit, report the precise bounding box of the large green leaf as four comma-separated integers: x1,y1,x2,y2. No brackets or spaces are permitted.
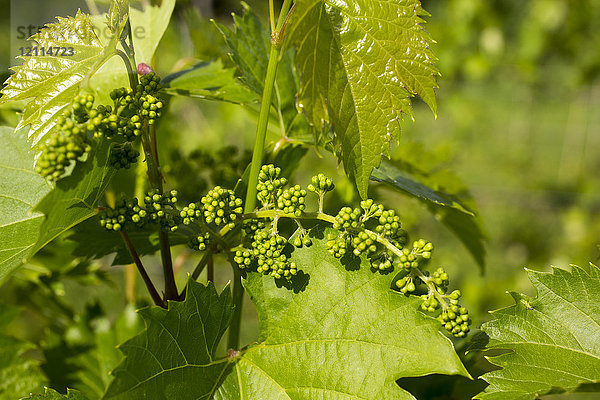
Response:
215,4,313,140
161,60,258,104
31,140,116,257
0,11,125,149
476,264,600,400
0,127,51,284
0,305,46,398
104,279,234,400
290,0,439,198
215,232,468,399
22,388,89,400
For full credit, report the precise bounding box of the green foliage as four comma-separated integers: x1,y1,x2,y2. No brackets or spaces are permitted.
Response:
214,4,313,140
68,218,189,265
477,264,600,399
0,305,46,398
215,234,468,399
0,11,126,150
21,388,89,400
289,0,439,198
373,158,487,269
106,0,129,36
31,139,116,257
161,60,257,104
69,305,143,399
104,279,233,399
0,127,51,284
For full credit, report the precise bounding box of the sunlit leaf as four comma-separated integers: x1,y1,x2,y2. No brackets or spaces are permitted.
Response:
477,264,600,400
0,127,51,284
161,60,257,104
290,0,439,197
215,232,468,399
0,11,125,150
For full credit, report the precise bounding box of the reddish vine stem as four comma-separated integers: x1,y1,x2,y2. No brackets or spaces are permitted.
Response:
120,231,166,308
148,125,177,301
207,255,214,283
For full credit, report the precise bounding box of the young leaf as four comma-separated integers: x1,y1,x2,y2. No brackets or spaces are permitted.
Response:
0,10,126,149
21,388,89,400
161,60,258,104
104,279,234,399
476,264,600,400
107,0,129,36
0,127,51,284
129,0,176,65
214,4,313,139
290,0,439,198
215,233,469,399
30,140,116,257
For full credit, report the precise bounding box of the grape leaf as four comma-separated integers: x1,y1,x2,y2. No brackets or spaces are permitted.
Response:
373,160,474,215
129,0,176,65
161,60,258,104
21,388,89,400
373,157,487,269
104,279,234,399
107,0,129,36
290,0,439,198
214,232,469,399
30,140,116,257
0,127,51,284
476,264,600,400
0,10,126,150
214,4,313,140
0,305,46,398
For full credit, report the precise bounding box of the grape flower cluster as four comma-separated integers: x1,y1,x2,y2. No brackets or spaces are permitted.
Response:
36,72,164,182
98,163,470,337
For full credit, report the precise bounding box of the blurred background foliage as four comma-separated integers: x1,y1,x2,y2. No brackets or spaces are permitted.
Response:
1,0,599,398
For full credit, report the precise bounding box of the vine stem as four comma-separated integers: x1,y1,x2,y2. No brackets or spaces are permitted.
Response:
149,124,178,302
116,49,137,90
117,18,177,303
229,0,294,351
121,232,166,308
